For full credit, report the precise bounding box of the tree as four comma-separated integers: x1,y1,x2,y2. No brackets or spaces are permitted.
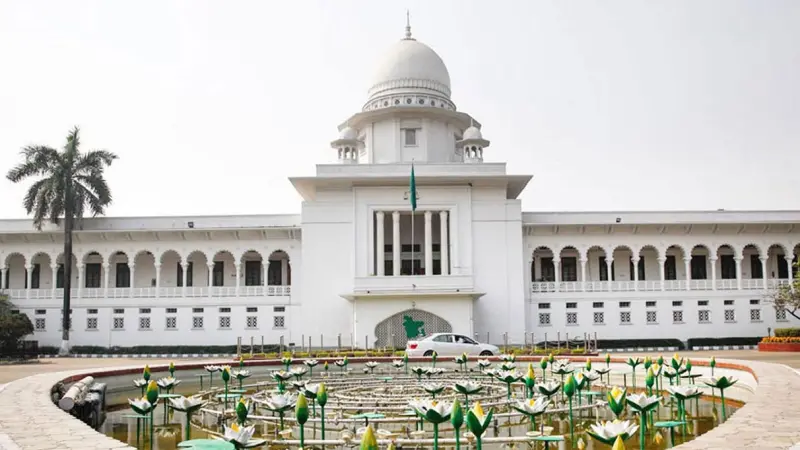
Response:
0,295,34,357
765,265,800,322
6,127,117,355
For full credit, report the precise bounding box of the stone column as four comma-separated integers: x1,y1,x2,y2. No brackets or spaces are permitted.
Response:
761,256,768,288
103,263,110,296
155,263,161,298
182,262,189,297
658,257,666,291
129,264,135,293
376,211,385,276
683,257,691,291
207,263,214,300
580,258,587,292
424,210,433,276
439,210,449,275
262,260,268,288
77,263,85,298
632,257,640,291
51,264,58,294
553,258,561,292
392,211,401,276
735,256,743,290
709,256,718,291
235,262,241,295
606,259,613,291
26,265,32,299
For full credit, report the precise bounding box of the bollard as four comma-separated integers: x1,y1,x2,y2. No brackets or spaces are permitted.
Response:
350,332,355,350
308,335,312,353
487,332,490,345
544,332,548,350
236,336,242,357
320,334,323,350
250,336,254,356
365,335,369,351
557,332,561,351
301,334,305,352
566,332,569,350
391,333,396,349
261,335,264,354
583,332,587,352
337,333,342,351
594,332,598,353
503,332,508,349
280,335,285,355
530,332,535,350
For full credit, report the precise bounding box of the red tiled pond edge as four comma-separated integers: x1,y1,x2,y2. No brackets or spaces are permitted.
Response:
0,356,799,449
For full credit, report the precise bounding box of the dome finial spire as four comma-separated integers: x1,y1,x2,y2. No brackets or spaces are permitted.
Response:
404,10,413,40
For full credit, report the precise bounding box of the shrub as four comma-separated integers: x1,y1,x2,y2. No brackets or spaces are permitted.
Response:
775,328,800,338
761,336,800,344
0,296,34,357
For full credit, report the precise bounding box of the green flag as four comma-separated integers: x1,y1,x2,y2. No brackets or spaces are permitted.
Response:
409,163,417,211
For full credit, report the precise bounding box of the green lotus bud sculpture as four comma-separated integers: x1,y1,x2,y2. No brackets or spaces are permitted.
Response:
430,350,438,367
563,374,577,443
143,365,151,382
645,366,655,394
523,364,536,398
585,358,592,372
317,383,328,439
451,398,464,450
296,393,309,447
539,356,548,382
465,402,493,450
607,386,627,419
145,380,159,450
169,361,175,378
360,424,378,450
236,398,248,425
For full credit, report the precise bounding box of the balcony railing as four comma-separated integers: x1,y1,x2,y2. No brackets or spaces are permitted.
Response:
0,285,291,300
531,279,790,294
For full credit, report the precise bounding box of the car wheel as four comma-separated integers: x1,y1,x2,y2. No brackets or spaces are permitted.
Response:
423,350,434,357
480,350,493,356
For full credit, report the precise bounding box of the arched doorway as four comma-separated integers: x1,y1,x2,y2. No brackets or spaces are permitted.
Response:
375,309,452,348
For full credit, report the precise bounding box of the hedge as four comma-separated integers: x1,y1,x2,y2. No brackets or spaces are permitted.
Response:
775,327,800,338
686,337,761,348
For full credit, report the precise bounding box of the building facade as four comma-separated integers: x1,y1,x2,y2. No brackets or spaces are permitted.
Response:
1,27,798,349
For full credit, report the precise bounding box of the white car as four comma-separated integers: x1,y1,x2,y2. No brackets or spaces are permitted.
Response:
405,333,500,357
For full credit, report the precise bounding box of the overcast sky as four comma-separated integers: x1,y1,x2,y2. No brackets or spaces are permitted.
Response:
1,0,798,219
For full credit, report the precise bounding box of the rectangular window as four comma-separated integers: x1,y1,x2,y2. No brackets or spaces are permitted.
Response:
620,311,631,324
219,316,231,329
750,309,761,322
750,254,763,279
113,317,124,330
212,261,224,287
273,306,286,313
539,257,555,282
35,318,45,330
749,299,760,305
593,312,604,324
403,128,417,146
85,263,101,288
192,308,204,313
192,316,204,329
246,316,258,328
538,313,551,326
561,257,577,282
274,316,285,328
673,310,683,323
35,309,46,315
776,309,787,321
538,303,550,309
166,317,177,329
724,309,736,322
86,317,98,330
778,255,789,279
720,255,736,279
724,300,734,306
113,308,124,314
698,310,710,323
619,301,631,308
566,302,577,309
593,302,604,308
139,317,151,330
599,256,609,281
566,312,578,325
646,311,657,323
646,301,656,308
268,260,284,284
246,307,258,313
697,300,709,306
166,308,177,314
116,263,131,288
31,264,40,289
87,308,98,314
672,301,683,307
245,261,262,286
664,255,677,280
691,255,707,279
219,307,231,313
139,308,151,314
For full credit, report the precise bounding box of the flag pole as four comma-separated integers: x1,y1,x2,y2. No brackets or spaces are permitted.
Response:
411,209,415,276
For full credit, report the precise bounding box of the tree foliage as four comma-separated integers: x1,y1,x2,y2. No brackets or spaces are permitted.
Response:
765,266,800,321
0,295,34,356
6,127,117,354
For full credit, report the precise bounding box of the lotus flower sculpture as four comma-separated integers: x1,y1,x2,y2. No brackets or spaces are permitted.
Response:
281,356,293,371
204,365,220,389
169,361,176,377
304,359,319,376
501,353,516,362
539,356,549,382
626,357,643,389
494,369,523,400
133,378,147,396
256,392,296,430
563,374,577,443
422,383,446,399
168,395,206,440
221,422,265,449
365,361,380,374
455,353,469,372
667,385,701,433
272,370,293,392
453,380,482,408
607,386,627,419
232,369,251,390
703,376,738,421
303,383,322,417
410,366,427,381
360,424,378,450
143,365,151,382
334,357,349,373
290,366,308,380
537,380,561,399
392,360,405,371
587,419,639,446
627,393,661,450
511,396,550,431
145,380,158,450
410,399,451,450
156,376,181,394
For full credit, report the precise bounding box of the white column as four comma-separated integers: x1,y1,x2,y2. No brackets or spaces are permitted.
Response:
760,256,768,287
424,210,433,276
735,256,743,290
281,259,288,285
632,257,639,291
787,256,795,293
683,257,691,291
207,263,214,300
709,256,717,291
262,261,268,287
606,259,613,291
439,210,449,275
392,211,401,276
77,263,85,298
553,258,561,292
128,264,135,292
103,263,110,295
376,211,385,276
658,257,666,291
26,265,32,299
51,264,58,294
579,258,587,292
182,262,189,297
235,262,241,296
155,263,161,298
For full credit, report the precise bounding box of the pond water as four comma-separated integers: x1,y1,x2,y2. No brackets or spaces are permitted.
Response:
99,364,741,450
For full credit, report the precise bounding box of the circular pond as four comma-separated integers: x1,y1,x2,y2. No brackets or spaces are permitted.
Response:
100,356,742,449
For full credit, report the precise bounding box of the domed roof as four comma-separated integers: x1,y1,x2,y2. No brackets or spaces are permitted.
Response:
463,126,482,140
339,126,358,141
368,39,451,98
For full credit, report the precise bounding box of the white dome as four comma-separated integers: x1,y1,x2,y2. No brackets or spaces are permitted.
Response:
339,126,358,141
366,38,452,104
463,126,482,140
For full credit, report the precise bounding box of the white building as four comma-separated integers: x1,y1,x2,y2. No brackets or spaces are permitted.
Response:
1,25,798,350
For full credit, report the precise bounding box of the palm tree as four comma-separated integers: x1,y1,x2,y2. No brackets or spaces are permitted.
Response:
7,127,117,355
